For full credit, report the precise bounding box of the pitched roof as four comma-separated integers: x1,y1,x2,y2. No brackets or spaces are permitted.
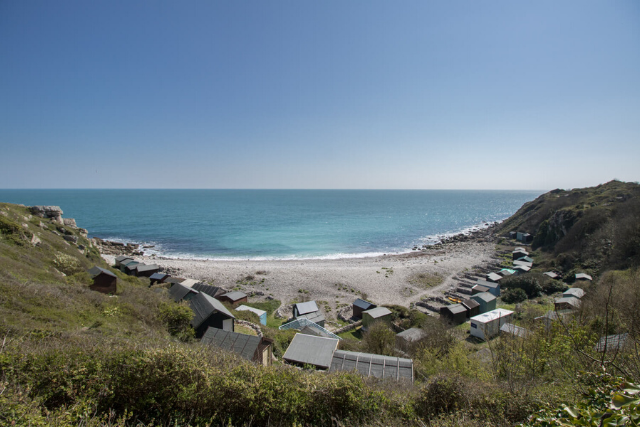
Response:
472,284,490,293
88,266,117,279
462,299,480,310
222,291,247,302
201,327,261,360
442,304,467,315
236,305,266,318
282,333,339,369
499,269,516,276
294,301,319,315
190,293,235,329
330,350,413,382
475,279,499,289
297,311,325,325
120,259,139,267
513,260,533,268
563,288,585,299
115,255,133,262
471,292,497,303
513,265,531,273
136,264,160,273
191,282,225,298
555,297,580,308
180,278,200,288
363,307,392,319
353,298,376,310
168,283,197,302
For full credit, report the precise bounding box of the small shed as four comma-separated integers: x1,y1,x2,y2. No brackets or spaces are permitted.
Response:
513,260,533,269
509,231,517,239
555,297,580,311
470,292,497,314
168,283,199,302
519,256,534,263
500,323,528,338
362,307,393,330
164,276,186,285
513,265,531,274
201,326,273,366
293,301,319,318
330,350,414,382
120,259,140,275
192,282,226,298
114,255,133,267
543,271,559,280
499,269,516,277
517,232,532,243
217,291,248,305
190,293,235,338
475,279,500,297
472,284,490,295
462,299,480,318
88,266,117,294
282,333,339,369
396,328,426,352
486,273,503,283
470,309,514,340
279,317,339,339
563,288,585,300
135,264,161,278
352,298,376,319
236,305,267,325
297,311,326,327
535,310,571,330
512,249,529,260
575,273,593,282
149,272,169,285
440,304,467,325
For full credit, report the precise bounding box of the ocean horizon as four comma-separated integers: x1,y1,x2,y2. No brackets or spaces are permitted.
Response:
0,189,542,260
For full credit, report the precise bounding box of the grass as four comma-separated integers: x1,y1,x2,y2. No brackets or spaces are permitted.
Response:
408,271,445,289
235,324,257,336
338,326,363,341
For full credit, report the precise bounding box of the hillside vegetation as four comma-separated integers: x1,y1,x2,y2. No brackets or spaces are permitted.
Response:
496,180,640,276
1,188,640,426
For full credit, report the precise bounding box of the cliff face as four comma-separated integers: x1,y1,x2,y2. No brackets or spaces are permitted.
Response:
497,180,640,272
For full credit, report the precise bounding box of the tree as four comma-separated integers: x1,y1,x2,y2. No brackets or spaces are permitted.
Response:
361,321,395,356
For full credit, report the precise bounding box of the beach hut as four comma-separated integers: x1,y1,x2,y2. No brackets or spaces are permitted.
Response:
554,297,580,311
292,301,325,327
201,327,273,366
352,298,376,319
470,292,497,314
486,273,503,283
149,272,169,285
282,333,339,369
513,260,533,269
114,255,133,268
499,269,516,277
512,249,529,260
513,265,531,275
190,293,235,338
440,304,467,325
164,276,186,285
470,309,514,340
396,328,426,352
535,310,571,330
330,350,414,382
516,232,532,243
509,231,517,239
88,266,117,295
168,283,199,302
362,307,393,330
462,299,480,318
120,259,140,275
563,288,585,300
543,271,559,280
217,291,248,305
236,305,268,325
279,317,340,339
475,279,500,297
135,264,161,278
472,284,490,295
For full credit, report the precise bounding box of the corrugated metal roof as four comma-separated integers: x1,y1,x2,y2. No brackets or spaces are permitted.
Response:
294,301,319,315
201,327,261,361
353,299,376,310
330,350,413,382
192,282,224,298
168,283,197,302
223,291,247,301
363,307,392,319
190,293,235,329
88,266,117,278
283,334,338,369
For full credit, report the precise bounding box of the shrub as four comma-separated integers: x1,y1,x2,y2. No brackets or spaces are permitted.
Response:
542,280,568,295
158,302,194,341
501,275,542,298
361,321,395,356
502,288,527,304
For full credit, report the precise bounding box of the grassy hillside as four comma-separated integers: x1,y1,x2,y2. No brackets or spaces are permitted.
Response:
496,180,640,276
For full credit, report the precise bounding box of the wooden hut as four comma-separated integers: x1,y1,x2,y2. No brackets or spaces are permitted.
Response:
462,299,480,318
217,291,248,306
440,304,467,325
190,293,235,338
88,266,117,294
362,307,393,330
201,327,273,366
352,298,376,320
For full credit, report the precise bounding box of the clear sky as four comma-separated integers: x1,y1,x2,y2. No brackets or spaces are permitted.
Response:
1,1,638,190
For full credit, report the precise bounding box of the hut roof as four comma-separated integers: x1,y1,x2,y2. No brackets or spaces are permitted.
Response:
514,265,531,273
500,323,528,338
190,293,235,329
236,305,266,318
115,255,133,262
192,282,225,298
294,301,319,315
563,288,585,299
88,266,117,279
136,264,160,273
486,273,503,282
363,307,392,319
595,333,630,352
443,304,467,315
396,328,426,342
149,272,168,281
555,297,580,308
297,311,326,325
222,291,247,302
462,299,480,310
165,276,186,285
201,327,261,360
180,278,200,288
330,350,413,382
168,283,197,302
543,271,559,279
472,292,496,303
513,260,533,268
470,308,513,324
279,317,339,339
475,279,499,290
282,334,339,369
353,298,376,310
575,273,593,281
472,284,490,293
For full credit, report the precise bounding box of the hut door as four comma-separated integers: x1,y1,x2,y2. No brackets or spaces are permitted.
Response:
223,318,233,332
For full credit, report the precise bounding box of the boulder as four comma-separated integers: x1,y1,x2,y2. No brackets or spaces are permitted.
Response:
30,234,42,246
30,206,64,224
63,235,78,244
63,218,78,228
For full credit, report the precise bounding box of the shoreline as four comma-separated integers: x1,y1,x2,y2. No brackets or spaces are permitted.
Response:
102,226,499,319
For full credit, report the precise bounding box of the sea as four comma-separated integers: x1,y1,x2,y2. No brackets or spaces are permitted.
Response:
0,190,541,260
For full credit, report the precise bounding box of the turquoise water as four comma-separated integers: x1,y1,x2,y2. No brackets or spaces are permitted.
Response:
0,190,541,259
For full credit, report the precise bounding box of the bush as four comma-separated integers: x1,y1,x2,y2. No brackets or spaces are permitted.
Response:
501,275,542,298
158,302,194,341
542,280,568,295
502,288,527,304
361,321,396,356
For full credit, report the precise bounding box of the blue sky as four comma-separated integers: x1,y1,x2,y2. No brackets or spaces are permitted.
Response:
1,1,638,190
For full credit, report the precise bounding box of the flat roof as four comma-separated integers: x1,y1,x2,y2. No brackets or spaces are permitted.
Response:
486,273,502,282
470,308,513,324
283,334,339,369
363,307,392,318
295,301,319,315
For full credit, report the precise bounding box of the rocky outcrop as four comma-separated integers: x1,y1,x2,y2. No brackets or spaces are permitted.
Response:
92,237,143,256
30,206,64,224
63,218,77,228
